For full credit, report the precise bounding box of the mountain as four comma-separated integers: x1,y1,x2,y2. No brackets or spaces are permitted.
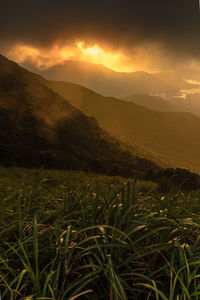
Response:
124,94,188,112
125,94,200,117
44,80,200,174
0,54,159,177
125,93,200,118
27,60,199,98
154,69,200,85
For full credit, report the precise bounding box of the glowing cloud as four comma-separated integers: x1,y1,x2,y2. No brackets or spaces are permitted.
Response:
7,41,136,72
75,41,134,72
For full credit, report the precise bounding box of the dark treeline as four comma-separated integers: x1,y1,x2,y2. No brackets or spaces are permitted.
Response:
0,106,158,178
145,168,200,191
1,106,199,192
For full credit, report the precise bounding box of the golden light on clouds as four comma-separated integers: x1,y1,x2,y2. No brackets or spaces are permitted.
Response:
75,41,134,72
8,41,137,72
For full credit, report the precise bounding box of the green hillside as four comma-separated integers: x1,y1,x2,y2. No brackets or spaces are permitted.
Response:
1,167,200,298
45,80,200,173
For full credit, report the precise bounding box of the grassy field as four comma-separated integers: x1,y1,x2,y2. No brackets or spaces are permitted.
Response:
0,168,200,299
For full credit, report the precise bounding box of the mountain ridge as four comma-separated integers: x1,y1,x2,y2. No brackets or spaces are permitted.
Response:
0,54,159,177
43,79,200,174
22,59,199,98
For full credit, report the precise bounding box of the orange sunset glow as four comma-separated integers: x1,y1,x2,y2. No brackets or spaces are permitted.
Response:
8,41,136,72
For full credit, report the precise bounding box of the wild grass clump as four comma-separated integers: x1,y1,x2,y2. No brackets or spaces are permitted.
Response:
0,168,200,299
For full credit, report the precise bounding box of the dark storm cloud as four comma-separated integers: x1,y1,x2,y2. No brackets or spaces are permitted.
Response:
1,0,200,61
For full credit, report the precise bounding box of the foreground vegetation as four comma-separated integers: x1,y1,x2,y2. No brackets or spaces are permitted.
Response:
1,168,200,299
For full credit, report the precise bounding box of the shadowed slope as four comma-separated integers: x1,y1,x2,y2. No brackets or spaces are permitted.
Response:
0,55,158,176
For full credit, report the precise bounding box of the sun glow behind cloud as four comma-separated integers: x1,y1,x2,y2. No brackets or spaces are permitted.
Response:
7,41,136,72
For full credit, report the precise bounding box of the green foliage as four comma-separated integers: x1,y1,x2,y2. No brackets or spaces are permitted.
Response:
146,168,200,192
1,168,200,299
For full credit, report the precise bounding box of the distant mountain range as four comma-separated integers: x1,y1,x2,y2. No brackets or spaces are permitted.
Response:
27,60,199,98
43,79,200,173
0,54,157,177
123,94,200,117
154,69,200,85
124,94,186,112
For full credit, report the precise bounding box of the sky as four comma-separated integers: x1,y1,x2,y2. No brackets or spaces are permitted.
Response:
1,0,200,72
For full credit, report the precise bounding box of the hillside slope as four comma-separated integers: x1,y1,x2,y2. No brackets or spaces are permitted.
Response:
0,55,158,176
124,94,186,112
125,94,200,119
45,80,200,173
